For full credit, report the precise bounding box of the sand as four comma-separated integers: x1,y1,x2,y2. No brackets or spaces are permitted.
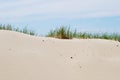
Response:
0,30,120,80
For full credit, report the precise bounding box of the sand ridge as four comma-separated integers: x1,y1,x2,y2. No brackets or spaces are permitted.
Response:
0,30,120,80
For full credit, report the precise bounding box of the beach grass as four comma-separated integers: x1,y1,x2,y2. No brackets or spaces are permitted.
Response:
47,26,73,39
47,26,120,42
0,24,36,36
0,24,120,42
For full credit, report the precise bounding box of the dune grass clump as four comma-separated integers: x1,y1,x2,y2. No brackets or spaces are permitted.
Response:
77,32,120,42
0,24,120,42
0,24,36,36
99,33,120,42
47,26,96,39
47,26,74,39
47,26,120,42
0,24,12,30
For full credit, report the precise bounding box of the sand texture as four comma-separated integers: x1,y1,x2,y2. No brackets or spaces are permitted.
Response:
0,30,120,80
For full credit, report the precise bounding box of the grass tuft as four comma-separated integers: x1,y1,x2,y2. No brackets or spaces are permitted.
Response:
0,24,120,42
47,26,120,42
0,24,36,36
47,26,73,39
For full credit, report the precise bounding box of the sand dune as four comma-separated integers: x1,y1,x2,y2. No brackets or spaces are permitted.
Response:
0,30,120,80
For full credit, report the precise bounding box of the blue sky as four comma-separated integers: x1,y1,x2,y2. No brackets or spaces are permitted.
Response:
0,0,120,35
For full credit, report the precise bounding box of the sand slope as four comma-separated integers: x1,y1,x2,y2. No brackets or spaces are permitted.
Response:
0,30,120,80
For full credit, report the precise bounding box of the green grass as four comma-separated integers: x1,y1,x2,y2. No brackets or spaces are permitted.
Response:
47,26,120,42
47,26,74,39
0,24,120,42
0,24,36,36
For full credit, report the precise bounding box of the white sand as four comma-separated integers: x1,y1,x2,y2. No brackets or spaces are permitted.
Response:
0,30,120,80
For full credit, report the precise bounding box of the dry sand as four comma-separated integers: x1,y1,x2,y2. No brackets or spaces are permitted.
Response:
0,30,120,80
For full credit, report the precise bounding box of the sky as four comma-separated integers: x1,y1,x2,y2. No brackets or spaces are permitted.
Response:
0,0,120,35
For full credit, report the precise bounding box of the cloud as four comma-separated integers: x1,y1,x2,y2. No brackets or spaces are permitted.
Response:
0,0,120,22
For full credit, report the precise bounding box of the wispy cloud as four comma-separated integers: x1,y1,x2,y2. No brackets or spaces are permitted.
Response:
0,0,120,22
